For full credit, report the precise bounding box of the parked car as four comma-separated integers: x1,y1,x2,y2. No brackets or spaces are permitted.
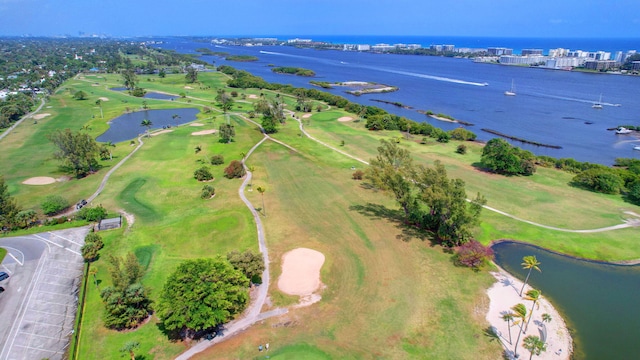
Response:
0,272,9,281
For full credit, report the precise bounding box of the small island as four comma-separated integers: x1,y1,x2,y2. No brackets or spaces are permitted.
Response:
225,55,259,62
311,81,398,96
271,66,316,77
419,110,475,126
194,48,229,57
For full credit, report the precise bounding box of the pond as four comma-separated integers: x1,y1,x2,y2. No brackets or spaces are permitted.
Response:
96,108,200,143
492,241,640,360
109,87,180,100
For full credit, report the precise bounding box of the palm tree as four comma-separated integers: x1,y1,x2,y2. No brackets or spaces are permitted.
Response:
520,255,541,296
511,303,528,358
141,119,152,137
523,335,547,360
95,99,103,118
120,340,140,360
501,312,514,345
248,165,255,191
524,289,541,333
256,186,266,217
88,266,99,290
542,313,552,323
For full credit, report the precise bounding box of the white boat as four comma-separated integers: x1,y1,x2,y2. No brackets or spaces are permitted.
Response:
634,146,640,151
592,94,603,109
616,127,633,134
504,79,516,96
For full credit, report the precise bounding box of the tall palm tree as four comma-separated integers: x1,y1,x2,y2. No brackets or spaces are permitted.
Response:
95,99,103,118
248,165,255,191
524,289,541,333
511,303,528,359
256,186,266,217
523,335,547,360
520,255,541,296
141,119,152,137
501,312,514,345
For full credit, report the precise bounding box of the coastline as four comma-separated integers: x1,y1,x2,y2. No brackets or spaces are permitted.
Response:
486,269,573,360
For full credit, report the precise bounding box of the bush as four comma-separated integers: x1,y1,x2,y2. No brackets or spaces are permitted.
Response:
449,127,477,141
85,232,104,250
572,168,624,194
352,170,364,180
131,87,146,97
210,154,224,165
455,240,494,270
456,144,467,154
77,205,108,222
194,167,214,181
224,160,245,179
41,195,69,215
81,242,100,262
201,185,215,199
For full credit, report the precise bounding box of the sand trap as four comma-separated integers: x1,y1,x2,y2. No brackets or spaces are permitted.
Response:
302,113,313,119
486,271,571,360
338,116,353,122
22,176,56,185
33,113,51,120
248,94,259,99
278,248,325,296
184,86,193,89
191,129,217,136
189,123,205,127
151,129,173,136
91,83,100,87
98,97,109,101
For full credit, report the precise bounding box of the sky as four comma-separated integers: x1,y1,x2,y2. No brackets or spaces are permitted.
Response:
0,0,639,38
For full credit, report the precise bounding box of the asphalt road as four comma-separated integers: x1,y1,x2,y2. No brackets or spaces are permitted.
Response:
0,227,89,360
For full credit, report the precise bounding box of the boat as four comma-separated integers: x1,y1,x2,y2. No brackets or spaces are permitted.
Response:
504,79,516,96
616,127,633,134
634,146,640,151
592,94,603,109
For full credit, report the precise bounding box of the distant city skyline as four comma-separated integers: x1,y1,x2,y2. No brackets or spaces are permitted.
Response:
0,0,639,38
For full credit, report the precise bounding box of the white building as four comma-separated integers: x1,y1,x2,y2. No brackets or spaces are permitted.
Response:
499,55,547,65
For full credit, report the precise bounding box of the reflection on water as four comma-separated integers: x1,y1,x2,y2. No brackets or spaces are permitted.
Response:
492,241,640,360
96,108,199,143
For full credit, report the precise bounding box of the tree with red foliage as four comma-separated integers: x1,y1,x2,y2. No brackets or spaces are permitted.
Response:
455,240,493,269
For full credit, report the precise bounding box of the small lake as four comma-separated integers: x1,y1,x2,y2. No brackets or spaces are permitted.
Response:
96,108,200,143
492,241,640,360
109,88,180,100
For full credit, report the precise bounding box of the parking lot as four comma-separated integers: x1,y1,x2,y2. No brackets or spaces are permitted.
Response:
0,227,88,360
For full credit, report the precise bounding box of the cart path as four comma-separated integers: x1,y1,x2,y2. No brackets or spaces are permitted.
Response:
0,98,46,142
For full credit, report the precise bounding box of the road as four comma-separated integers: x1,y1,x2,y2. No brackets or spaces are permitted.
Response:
0,227,89,360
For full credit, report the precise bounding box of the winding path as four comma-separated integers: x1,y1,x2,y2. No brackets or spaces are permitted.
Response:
0,98,45,142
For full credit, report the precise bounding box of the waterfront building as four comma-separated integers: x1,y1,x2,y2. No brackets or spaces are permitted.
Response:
430,44,443,51
371,43,395,52
522,49,543,56
406,44,422,50
499,54,546,65
488,47,513,55
584,60,617,70
623,50,637,62
615,51,624,63
357,44,371,51
544,57,586,69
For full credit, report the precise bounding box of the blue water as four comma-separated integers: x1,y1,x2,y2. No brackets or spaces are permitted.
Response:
493,241,640,360
110,88,179,100
156,37,640,165
96,108,199,143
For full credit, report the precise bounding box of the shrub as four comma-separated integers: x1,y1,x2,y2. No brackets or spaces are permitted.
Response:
455,240,494,270
41,195,69,215
201,185,215,199
131,87,146,97
85,232,104,250
73,90,88,100
449,127,477,141
77,205,108,222
194,167,214,181
352,170,364,180
456,144,467,154
224,160,246,179
81,242,100,262
572,168,624,194
210,154,224,165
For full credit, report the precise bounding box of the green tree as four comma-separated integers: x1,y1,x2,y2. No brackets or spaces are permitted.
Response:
215,89,234,113
194,166,213,181
15,209,37,228
48,129,100,177
121,69,138,90
481,138,536,176
523,335,547,360
524,289,541,333
501,313,514,345
140,119,153,137
256,186,266,216
185,66,198,83
81,242,100,262
95,99,103,118
227,250,265,281
120,340,140,360
572,168,624,194
156,257,250,339
219,123,236,143
0,176,20,230
210,154,225,165
511,303,528,359
520,256,541,296
224,160,245,179
41,194,69,215
89,266,99,290
73,90,88,100
541,313,552,323
627,179,640,205
159,69,166,78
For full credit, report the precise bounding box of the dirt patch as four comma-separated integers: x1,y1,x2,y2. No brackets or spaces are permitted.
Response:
33,113,51,120
191,129,217,136
338,116,353,122
151,129,174,137
278,248,325,297
302,113,313,119
98,97,109,101
248,94,259,99
22,176,56,185
189,123,205,127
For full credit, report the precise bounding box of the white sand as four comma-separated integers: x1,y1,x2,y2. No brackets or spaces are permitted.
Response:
338,116,353,122
151,129,173,136
184,86,193,89
32,113,51,120
22,176,56,185
189,122,205,127
191,129,217,136
278,248,325,297
91,83,100,86
248,94,259,99
302,113,313,119
486,271,572,360
98,97,109,101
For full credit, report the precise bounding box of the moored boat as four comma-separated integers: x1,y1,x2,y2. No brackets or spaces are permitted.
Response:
616,127,633,134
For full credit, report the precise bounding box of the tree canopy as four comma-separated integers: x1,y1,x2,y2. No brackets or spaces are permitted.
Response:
48,129,100,177
0,176,21,230
227,250,265,281
481,138,536,176
156,257,250,338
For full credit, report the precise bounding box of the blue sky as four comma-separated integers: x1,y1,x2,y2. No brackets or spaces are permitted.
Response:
1,0,639,38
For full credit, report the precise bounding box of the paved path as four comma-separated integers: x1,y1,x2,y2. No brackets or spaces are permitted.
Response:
0,98,45,142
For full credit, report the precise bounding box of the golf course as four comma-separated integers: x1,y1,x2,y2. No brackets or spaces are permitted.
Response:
1,68,638,360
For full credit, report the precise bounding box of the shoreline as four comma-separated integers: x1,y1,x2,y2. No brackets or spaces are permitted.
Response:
486,268,573,360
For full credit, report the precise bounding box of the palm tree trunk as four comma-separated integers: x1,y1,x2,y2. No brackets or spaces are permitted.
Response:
513,323,524,358
520,269,533,296
507,319,512,345
525,301,537,333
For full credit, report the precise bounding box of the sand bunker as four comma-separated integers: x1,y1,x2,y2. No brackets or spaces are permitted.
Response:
184,86,193,89
278,248,325,296
338,116,354,122
91,83,100,87
189,123,205,127
191,129,217,136
302,113,313,119
22,177,56,185
151,129,173,137
33,113,51,120
98,97,109,101
248,94,259,99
